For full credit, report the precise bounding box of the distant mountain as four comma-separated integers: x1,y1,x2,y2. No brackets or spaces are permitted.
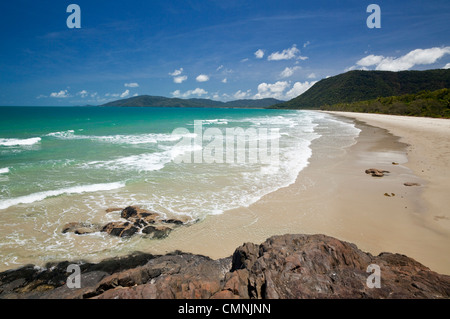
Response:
271,69,450,109
101,95,283,108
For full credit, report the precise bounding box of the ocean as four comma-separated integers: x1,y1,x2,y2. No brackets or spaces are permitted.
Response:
0,106,360,270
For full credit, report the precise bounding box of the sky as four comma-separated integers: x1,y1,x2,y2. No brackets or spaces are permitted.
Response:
0,0,449,106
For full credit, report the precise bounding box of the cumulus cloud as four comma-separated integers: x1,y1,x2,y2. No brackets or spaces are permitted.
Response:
120,90,130,98
307,73,316,79
285,81,317,100
268,44,307,61
222,78,227,83
351,47,450,71
78,90,88,98
233,89,252,99
169,68,184,76
254,49,265,59
196,74,210,82
173,75,188,84
171,88,208,98
253,80,316,100
124,82,139,88
50,90,70,98
443,63,450,69
279,66,301,78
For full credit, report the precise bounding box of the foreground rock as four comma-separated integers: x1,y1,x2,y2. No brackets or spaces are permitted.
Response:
1,234,449,299
63,206,190,239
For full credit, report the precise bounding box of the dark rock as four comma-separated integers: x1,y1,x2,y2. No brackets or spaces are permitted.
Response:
404,182,421,187
65,205,189,239
142,225,172,239
2,234,449,299
101,222,139,238
365,168,390,177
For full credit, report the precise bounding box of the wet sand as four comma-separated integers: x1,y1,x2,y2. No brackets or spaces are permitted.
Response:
143,111,450,275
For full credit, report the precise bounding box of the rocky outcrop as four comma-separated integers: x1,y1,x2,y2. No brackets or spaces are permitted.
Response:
62,206,190,239
365,168,390,177
1,234,449,299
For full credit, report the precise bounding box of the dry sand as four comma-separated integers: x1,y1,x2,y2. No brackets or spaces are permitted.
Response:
137,111,450,275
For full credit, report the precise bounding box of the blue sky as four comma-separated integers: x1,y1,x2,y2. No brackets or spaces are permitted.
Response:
0,0,449,106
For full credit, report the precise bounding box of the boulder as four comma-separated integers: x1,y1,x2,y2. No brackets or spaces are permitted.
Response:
64,206,190,239
1,234,450,299
141,225,172,239
101,222,139,238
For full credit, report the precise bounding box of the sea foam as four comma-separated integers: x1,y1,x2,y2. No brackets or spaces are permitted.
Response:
0,137,41,146
0,182,125,210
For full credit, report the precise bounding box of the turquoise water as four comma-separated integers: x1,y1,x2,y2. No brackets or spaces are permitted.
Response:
0,106,360,269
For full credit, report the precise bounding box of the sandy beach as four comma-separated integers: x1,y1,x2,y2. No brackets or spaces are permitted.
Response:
142,111,450,275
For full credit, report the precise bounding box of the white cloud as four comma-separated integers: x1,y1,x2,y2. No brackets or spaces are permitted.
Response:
240,58,249,63
124,82,139,88
196,74,210,82
443,63,450,69
222,78,227,83
307,73,316,79
303,41,310,48
233,89,252,99
254,49,265,59
50,90,70,98
356,54,384,67
169,68,183,76
216,65,224,71
352,47,450,71
171,90,181,97
253,81,290,99
120,90,130,98
171,88,208,98
285,81,317,100
268,44,307,61
279,66,301,78
78,90,88,98
173,75,188,83
253,80,316,100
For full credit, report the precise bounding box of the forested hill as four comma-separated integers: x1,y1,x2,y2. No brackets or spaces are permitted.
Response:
101,95,282,108
271,69,450,109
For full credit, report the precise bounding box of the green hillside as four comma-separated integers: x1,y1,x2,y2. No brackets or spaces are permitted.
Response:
271,69,450,109
321,88,450,118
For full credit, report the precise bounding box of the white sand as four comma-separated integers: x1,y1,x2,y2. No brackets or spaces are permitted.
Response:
137,112,450,275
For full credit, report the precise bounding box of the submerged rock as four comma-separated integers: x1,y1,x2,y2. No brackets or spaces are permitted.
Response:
62,222,102,235
63,206,189,239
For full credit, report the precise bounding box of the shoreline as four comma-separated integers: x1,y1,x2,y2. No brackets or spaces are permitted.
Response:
108,111,449,275
1,111,449,276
